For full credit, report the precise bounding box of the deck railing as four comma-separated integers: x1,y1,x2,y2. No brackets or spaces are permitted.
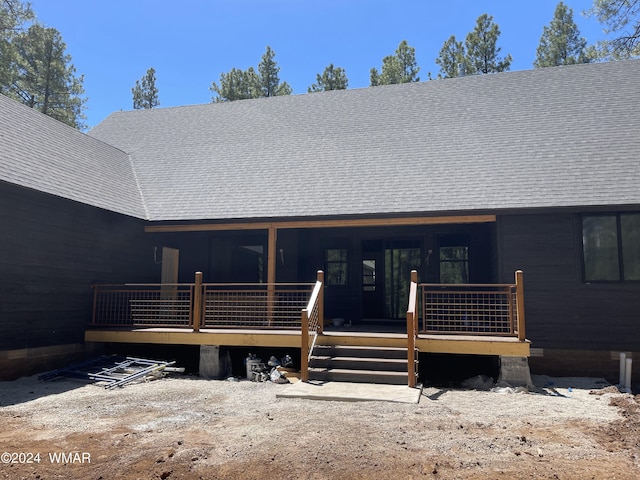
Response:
92,283,195,327
202,284,314,329
92,270,524,350
406,270,419,388
91,273,315,330
300,271,324,383
420,270,525,339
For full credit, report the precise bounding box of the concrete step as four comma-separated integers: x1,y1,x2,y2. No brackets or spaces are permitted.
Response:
310,355,407,372
308,367,409,385
311,344,408,360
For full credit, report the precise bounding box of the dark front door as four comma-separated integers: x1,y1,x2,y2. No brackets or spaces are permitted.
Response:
362,239,422,320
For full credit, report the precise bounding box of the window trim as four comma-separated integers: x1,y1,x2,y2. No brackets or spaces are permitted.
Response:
581,212,640,283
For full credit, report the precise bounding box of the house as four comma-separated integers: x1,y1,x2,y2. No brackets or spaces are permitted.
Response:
1,59,639,383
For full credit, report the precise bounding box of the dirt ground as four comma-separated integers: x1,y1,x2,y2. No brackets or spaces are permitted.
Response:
0,372,639,480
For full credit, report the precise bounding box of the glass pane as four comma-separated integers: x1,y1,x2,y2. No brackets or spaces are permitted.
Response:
326,249,347,262
327,263,347,285
326,249,347,285
384,247,421,318
440,246,469,284
622,214,640,281
363,259,376,291
583,216,619,281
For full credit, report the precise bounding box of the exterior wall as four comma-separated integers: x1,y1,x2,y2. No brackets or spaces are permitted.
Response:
0,182,157,378
498,212,640,381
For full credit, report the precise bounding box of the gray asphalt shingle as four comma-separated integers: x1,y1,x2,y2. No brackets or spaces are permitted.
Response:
89,59,640,222
3,60,639,223
0,94,147,218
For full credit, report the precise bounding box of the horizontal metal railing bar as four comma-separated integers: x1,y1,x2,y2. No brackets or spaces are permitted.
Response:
92,283,314,289
202,283,315,287
420,283,515,288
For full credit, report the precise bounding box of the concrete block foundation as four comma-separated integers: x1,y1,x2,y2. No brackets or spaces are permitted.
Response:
498,356,534,388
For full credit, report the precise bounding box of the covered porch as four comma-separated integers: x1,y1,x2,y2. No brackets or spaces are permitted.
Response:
86,270,530,386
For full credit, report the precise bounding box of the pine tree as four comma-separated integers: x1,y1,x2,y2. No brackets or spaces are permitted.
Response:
535,2,590,67
132,67,160,109
587,0,640,58
257,45,292,97
435,35,467,78
0,0,33,94
464,14,512,74
210,46,291,102
370,40,420,86
308,63,348,92
210,67,260,102
7,23,86,129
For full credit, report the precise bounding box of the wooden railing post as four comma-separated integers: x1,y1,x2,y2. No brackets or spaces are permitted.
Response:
192,271,203,332
515,270,525,341
411,270,418,338
407,310,416,388
317,270,324,334
301,309,309,382
407,270,418,388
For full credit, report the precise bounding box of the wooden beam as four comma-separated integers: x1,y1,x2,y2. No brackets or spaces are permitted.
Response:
144,215,497,233
84,329,302,348
267,226,277,325
267,226,277,284
416,336,530,357
85,329,530,357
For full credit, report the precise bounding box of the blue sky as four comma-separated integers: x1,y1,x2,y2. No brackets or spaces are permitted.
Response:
28,0,606,129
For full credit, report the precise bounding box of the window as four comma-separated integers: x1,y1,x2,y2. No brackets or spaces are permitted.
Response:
362,259,376,291
582,213,640,282
440,246,469,284
326,249,347,286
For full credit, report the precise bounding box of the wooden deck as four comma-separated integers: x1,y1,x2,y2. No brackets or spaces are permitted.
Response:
87,270,530,387
84,327,530,357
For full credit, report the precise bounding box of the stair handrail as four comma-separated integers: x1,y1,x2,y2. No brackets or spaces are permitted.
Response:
406,270,419,388
301,270,324,382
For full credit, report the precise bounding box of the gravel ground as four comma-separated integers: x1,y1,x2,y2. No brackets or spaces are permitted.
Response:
1,372,639,479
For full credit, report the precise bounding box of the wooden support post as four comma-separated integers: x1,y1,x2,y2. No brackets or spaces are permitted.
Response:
515,270,526,341
301,309,309,382
192,271,203,332
407,270,418,388
267,226,277,325
317,270,325,335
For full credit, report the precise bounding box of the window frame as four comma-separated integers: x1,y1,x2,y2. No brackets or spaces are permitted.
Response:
581,212,640,283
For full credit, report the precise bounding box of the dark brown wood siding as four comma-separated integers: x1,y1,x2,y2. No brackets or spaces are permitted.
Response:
0,182,157,351
498,213,640,351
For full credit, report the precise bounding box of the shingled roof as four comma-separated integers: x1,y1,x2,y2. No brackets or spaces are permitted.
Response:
89,59,640,222
2,60,639,223
0,94,147,218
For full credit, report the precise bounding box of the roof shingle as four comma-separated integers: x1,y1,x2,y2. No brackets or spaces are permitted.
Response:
0,94,147,218
89,60,640,221
4,60,639,223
